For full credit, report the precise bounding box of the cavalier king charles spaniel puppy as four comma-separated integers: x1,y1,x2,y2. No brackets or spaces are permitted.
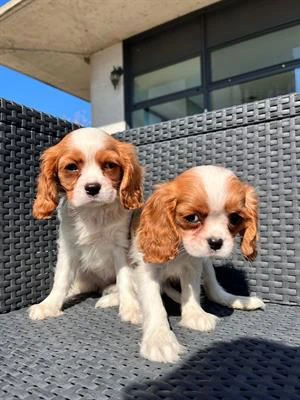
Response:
132,165,265,363
29,128,143,323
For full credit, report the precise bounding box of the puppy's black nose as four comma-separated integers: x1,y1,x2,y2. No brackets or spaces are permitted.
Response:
85,183,101,196
208,237,223,251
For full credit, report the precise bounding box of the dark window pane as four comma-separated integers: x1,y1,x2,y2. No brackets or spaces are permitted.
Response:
211,24,300,81
210,69,298,110
134,57,201,103
129,18,201,76
206,0,300,48
132,94,204,127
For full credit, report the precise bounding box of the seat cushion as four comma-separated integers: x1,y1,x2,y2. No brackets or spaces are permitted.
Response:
0,298,299,400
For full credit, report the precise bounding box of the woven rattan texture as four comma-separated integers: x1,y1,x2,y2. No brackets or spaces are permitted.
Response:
1,95,299,312
0,99,78,313
115,93,300,145
0,299,299,400
136,116,300,305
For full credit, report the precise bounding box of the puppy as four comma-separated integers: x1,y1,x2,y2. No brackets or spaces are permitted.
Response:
29,128,143,324
132,165,265,363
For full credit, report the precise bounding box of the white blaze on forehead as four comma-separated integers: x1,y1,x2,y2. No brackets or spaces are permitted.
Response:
192,166,235,212
70,128,110,159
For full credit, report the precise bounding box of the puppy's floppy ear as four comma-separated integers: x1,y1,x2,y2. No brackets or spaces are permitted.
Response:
32,144,61,219
137,183,180,264
240,184,259,260
118,142,144,210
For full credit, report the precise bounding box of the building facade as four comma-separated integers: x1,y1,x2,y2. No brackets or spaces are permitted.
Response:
1,0,299,132
90,0,300,130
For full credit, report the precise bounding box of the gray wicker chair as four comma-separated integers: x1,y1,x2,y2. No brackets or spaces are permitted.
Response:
1,95,299,400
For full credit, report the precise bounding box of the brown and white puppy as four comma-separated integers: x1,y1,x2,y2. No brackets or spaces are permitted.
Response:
132,165,264,363
29,128,143,323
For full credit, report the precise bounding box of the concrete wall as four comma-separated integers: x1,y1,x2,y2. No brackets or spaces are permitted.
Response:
90,43,126,133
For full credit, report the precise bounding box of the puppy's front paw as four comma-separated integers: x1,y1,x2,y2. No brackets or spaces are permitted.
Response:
180,308,218,332
232,296,265,311
141,328,184,363
119,298,142,325
29,303,63,321
95,292,119,309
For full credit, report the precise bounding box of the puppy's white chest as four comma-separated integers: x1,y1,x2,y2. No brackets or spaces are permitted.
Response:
75,212,128,245
72,208,129,272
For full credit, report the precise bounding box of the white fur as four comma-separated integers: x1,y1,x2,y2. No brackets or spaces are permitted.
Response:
133,249,221,363
134,254,264,363
132,166,265,363
29,128,138,322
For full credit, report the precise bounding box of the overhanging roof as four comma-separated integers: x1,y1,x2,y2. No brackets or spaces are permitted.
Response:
0,0,220,100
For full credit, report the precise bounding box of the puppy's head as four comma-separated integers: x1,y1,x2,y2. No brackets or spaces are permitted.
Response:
33,128,143,219
138,166,258,264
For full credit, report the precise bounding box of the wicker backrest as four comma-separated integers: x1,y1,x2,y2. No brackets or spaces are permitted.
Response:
116,93,300,306
0,99,78,313
1,94,299,313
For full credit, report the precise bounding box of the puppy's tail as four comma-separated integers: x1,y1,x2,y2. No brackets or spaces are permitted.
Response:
162,282,181,304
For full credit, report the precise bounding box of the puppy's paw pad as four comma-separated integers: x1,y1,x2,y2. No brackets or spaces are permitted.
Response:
141,329,184,363
119,300,142,325
180,310,218,332
28,304,63,320
95,293,119,309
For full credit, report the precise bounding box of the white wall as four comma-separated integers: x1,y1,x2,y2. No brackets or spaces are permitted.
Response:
90,43,126,133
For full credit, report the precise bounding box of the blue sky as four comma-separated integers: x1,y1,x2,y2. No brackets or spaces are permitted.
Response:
0,0,91,126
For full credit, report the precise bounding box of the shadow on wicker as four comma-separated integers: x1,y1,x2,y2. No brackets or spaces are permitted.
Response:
123,338,300,400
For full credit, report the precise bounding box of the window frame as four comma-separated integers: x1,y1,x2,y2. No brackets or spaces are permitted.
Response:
124,0,300,128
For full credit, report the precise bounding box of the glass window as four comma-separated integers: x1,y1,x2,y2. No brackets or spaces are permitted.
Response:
133,57,201,103
132,94,204,127
211,24,300,81
210,69,298,110
130,18,201,76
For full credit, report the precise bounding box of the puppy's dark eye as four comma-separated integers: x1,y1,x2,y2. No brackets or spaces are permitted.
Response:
184,214,201,224
104,162,117,170
229,213,243,226
65,163,78,172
